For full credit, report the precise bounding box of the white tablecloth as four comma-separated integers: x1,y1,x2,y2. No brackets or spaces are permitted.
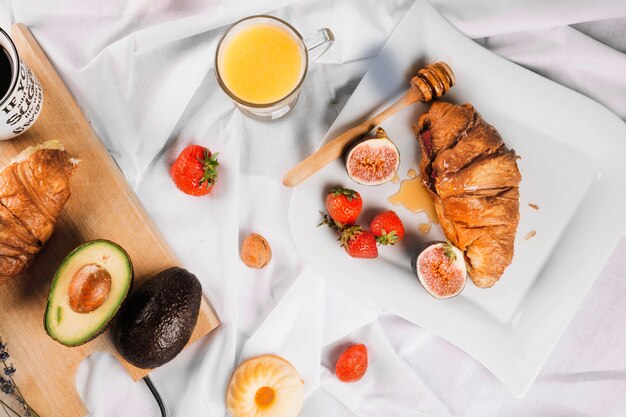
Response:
2,0,626,415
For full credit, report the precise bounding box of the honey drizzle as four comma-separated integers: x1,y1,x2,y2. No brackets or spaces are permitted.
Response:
418,223,432,234
388,176,438,224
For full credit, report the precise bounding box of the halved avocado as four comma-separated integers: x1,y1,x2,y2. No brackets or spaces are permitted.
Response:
45,240,133,347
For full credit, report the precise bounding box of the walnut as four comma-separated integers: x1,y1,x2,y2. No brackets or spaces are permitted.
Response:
241,233,272,269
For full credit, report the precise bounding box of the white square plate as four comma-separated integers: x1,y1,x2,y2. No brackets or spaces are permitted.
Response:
289,0,626,397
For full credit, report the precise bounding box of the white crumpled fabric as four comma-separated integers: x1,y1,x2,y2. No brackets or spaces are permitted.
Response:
2,0,626,415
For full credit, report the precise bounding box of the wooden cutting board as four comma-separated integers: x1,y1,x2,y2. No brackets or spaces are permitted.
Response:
0,24,220,416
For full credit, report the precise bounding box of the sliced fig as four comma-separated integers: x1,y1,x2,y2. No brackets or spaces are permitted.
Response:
345,127,400,186
411,241,467,299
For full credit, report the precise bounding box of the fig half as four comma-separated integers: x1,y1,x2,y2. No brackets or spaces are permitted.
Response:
412,241,467,299
345,127,400,186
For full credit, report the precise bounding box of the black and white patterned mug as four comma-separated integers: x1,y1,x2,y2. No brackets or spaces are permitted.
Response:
0,27,43,140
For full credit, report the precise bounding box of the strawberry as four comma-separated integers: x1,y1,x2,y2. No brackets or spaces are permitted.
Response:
325,187,362,225
370,210,404,245
340,226,378,259
170,145,219,196
335,344,368,382
318,213,343,231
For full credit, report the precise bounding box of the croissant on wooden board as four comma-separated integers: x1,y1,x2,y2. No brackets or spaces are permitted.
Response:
0,141,76,281
416,102,521,288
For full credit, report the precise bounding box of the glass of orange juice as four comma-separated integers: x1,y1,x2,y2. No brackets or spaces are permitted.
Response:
215,15,334,120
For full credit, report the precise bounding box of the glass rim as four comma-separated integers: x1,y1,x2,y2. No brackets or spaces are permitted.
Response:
214,15,309,109
0,27,20,107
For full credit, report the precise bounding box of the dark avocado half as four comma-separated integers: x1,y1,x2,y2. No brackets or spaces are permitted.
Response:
45,240,134,347
115,267,202,369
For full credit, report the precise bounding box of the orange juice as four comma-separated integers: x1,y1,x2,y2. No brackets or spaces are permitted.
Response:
219,24,304,105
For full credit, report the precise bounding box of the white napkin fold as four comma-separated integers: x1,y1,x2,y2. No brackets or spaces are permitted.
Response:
431,0,626,38
320,320,454,417
9,0,303,186
239,267,324,396
0,1,10,33
75,353,157,417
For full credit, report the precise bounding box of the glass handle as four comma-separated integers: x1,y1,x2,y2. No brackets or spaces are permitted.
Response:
304,28,334,63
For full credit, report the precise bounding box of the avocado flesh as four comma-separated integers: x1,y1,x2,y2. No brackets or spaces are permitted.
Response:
115,267,202,369
45,240,133,347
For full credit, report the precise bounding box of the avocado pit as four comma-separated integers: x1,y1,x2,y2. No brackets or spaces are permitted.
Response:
68,264,112,313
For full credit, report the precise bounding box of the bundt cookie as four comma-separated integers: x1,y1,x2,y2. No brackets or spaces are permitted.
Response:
226,355,304,417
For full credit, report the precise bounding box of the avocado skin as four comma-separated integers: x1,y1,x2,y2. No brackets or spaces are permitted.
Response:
115,267,202,369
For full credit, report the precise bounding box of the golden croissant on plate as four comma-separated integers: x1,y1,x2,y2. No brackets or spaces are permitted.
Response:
416,102,521,288
0,141,76,281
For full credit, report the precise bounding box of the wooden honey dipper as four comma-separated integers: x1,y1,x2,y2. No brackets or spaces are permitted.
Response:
283,61,455,187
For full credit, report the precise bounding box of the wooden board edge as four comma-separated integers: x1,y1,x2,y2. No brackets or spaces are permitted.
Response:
12,22,222,381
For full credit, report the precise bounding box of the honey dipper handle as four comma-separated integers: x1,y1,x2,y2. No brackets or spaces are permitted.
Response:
282,62,455,188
